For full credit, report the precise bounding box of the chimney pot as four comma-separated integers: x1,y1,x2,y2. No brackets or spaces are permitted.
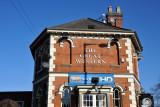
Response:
116,6,121,13
108,6,112,13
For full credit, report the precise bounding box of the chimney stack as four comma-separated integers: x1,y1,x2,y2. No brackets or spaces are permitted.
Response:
106,6,123,28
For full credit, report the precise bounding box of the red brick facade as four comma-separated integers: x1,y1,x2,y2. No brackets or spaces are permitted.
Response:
53,38,135,74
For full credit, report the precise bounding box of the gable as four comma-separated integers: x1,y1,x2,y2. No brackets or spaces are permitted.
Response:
47,18,132,32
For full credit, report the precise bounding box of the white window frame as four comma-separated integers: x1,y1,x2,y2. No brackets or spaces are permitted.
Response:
113,88,122,107
82,94,107,107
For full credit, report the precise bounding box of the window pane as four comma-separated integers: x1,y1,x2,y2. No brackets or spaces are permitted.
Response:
62,87,70,107
90,95,92,100
115,90,118,98
115,100,119,106
83,94,106,107
90,101,93,106
96,95,106,107
87,101,89,106
87,95,89,100
83,101,86,106
113,88,121,107
84,95,87,100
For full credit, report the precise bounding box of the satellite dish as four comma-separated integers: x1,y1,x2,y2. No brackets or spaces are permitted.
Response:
42,62,49,68
110,18,115,23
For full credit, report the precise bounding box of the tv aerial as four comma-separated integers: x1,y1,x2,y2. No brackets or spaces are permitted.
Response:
96,14,106,21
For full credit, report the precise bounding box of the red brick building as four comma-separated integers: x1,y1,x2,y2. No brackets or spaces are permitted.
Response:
30,6,143,107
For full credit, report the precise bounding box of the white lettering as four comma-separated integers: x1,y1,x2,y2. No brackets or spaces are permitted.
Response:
102,60,106,64
76,59,81,63
97,60,101,64
76,48,106,64
93,54,97,58
88,54,91,58
90,60,92,64
80,54,83,58
97,54,101,58
86,60,89,63
93,49,96,52
100,77,113,82
85,48,96,53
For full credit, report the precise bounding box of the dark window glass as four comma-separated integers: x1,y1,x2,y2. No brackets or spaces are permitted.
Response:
113,88,121,107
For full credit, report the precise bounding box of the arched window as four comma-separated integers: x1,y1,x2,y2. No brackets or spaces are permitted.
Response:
62,87,71,107
113,88,122,107
107,39,121,65
59,38,75,65
62,40,72,64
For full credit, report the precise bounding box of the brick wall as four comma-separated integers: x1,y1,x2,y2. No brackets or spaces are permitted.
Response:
54,37,132,74
53,77,68,107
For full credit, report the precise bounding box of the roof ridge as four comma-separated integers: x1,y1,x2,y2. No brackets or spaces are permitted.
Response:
47,18,87,29
86,18,131,31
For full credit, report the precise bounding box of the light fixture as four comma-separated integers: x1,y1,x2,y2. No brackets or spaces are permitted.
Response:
91,77,99,91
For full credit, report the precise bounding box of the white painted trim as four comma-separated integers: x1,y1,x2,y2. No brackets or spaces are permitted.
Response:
59,37,75,48
125,38,133,73
49,35,56,72
107,39,122,49
114,83,124,93
114,74,140,86
47,35,57,107
128,77,137,107
49,73,69,77
47,30,135,36
52,34,134,42
124,38,137,107
79,89,110,92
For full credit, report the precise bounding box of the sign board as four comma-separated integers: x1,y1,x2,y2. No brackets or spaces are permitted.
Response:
69,73,114,87
139,94,154,107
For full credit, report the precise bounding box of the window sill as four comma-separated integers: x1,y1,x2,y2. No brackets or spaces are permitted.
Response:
110,65,120,67
61,64,72,66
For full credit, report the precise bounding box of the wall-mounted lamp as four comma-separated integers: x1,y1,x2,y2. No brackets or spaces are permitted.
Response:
91,77,99,91
121,58,124,63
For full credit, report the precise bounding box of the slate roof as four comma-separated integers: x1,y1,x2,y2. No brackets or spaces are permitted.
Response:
30,18,143,58
47,18,133,33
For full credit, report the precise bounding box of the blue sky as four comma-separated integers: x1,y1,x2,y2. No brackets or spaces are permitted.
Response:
0,0,160,92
